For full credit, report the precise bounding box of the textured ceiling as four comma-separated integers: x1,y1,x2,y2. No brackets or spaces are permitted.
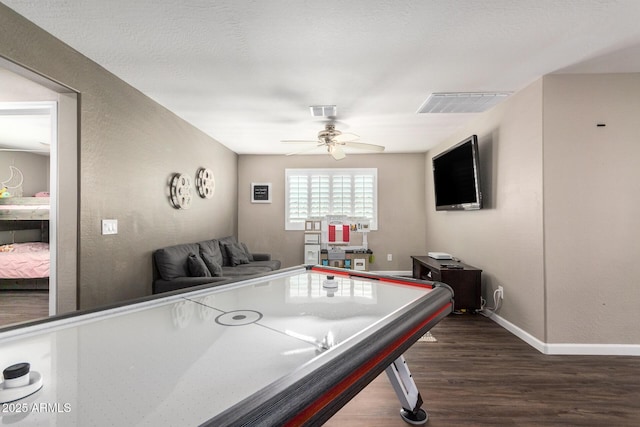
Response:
2,0,640,155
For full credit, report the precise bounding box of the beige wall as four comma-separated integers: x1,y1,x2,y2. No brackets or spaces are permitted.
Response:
238,154,427,271
425,73,640,346
0,152,48,197
543,73,640,344
425,79,546,340
0,4,238,310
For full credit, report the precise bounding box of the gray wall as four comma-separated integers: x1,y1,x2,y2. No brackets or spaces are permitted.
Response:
425,79,546,340
543,73,640,345
0,4,238,310
425,73,640,345
238,153,427,271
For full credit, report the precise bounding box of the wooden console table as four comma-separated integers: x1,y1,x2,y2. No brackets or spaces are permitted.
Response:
411,256,482,311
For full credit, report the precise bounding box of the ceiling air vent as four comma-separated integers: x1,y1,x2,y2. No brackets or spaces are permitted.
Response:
309,105,337,117
417,92,511,114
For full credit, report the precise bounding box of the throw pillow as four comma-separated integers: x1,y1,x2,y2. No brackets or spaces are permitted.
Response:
187,253,211,277
223,242,250,266
198,239,224,266
240,242,255,261
201,252,223,277
218,236,238,266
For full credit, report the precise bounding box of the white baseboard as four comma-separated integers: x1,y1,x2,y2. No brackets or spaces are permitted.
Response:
488,313,547,354
489,312,640,356
369,273,640,356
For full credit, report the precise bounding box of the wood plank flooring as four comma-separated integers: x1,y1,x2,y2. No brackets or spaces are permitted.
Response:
0,291,49,328
326,314,640,427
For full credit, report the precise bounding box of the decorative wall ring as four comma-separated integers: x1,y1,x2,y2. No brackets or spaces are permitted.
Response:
196,167,215,199
169,173,193,209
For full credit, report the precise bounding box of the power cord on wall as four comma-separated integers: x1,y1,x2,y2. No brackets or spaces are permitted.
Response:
479,288,502,318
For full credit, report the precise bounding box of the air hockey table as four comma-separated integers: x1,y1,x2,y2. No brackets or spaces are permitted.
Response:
0,265,453,426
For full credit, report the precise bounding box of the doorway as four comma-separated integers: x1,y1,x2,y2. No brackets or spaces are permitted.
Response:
0,58,78,326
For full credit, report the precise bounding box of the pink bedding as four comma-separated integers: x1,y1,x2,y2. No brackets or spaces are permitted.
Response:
0,242,49,279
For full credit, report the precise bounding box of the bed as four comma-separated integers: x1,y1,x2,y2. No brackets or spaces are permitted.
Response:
0,197,50,290
0,242,49,278
0,196,50,221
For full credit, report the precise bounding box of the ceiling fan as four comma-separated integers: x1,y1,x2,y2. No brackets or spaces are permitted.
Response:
282,123,385,160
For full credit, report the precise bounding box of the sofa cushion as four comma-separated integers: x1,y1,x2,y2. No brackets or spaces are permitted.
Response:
198,239,224,266
251,253,271,262
221,265,272,277
246,260,281,271
187,253,211,277
154,243,202,280
201,252,223,277
222,241,250,266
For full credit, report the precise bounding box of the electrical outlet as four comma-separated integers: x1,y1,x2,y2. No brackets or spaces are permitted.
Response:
387,254,393,262
498,286,504,299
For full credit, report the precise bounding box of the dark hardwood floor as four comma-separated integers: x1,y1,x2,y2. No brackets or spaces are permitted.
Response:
0,291,49,328
327,314,640,427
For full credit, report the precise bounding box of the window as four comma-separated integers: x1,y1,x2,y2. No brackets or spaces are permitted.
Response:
285,168,377,230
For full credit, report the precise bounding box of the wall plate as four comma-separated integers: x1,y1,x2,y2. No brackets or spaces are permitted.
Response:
101,219,118,235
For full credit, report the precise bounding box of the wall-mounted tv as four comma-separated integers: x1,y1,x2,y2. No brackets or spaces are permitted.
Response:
432,134,482,211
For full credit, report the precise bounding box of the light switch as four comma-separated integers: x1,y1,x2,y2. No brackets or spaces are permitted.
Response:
102,219,118,235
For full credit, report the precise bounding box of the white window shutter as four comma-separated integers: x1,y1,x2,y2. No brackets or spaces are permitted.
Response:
285,168,377,230
287,174,308,225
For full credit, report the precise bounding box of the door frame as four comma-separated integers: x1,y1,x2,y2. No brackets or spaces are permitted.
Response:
0,56,79,315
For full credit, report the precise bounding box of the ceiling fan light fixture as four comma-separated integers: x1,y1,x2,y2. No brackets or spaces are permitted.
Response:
309,105,337,118
282,122,383,159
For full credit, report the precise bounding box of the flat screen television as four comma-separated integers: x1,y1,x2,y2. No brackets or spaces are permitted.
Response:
432,135,482,211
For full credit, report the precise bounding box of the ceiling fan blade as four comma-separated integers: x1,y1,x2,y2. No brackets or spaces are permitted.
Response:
281,139,320,144
286,144,324,156
342,141,385,152
333,132,360,143
329,145,346,160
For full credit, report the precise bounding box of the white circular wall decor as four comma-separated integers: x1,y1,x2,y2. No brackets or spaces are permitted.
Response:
169,173,193,209
196,167,215,199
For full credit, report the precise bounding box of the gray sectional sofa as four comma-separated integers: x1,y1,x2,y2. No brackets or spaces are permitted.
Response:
152,236,281,294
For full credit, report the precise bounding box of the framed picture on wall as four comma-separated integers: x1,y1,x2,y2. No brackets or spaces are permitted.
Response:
251,183,272,203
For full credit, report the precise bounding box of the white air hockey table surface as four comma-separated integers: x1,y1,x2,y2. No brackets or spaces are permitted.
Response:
0,266,453,426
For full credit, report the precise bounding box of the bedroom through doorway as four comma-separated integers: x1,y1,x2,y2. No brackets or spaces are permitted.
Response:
0,59,78,328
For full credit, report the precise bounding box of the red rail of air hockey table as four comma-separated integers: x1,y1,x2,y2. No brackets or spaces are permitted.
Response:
207,266,454,426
